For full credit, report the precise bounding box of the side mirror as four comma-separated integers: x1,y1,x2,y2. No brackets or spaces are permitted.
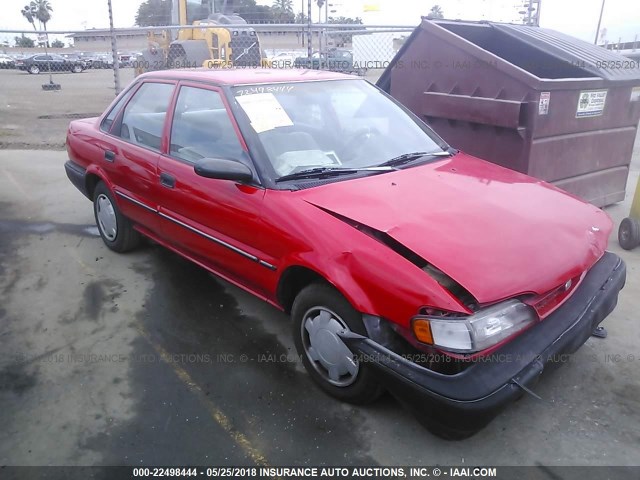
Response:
194,158,253,183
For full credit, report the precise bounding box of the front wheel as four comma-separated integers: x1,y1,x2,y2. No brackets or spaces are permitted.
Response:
93,182,141,253
292,283,384,404
72,64,83,73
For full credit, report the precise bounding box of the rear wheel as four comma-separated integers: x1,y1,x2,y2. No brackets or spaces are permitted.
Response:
93,182,141,253
619,217,640,250
292,283,384,404
72,64,83,73
29,65,39,74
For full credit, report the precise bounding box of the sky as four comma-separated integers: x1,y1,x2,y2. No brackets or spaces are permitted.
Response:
1,0,638,45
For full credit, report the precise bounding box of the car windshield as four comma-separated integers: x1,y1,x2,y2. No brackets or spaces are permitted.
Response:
231,79,447,180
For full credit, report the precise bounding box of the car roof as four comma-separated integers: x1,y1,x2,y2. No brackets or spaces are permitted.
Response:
137,68,357,86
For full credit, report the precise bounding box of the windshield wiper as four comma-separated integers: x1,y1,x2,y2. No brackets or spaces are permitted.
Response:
379,150,454,168
275,166,394,183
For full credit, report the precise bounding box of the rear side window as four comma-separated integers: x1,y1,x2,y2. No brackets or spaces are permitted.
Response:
114,82,174,151
101,88,135,133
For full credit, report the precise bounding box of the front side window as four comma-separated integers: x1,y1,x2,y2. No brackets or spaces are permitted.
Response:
115,82,174,151
170,86,244,163
231,79,447,179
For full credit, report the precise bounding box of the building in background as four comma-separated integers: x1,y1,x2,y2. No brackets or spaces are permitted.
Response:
67,29,150,51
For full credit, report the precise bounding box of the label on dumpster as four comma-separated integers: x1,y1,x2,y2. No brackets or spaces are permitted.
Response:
631,87,640,102
539,92,550,115
576,89,607,117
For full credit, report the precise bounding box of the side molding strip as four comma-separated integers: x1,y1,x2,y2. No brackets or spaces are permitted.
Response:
115,190,277,271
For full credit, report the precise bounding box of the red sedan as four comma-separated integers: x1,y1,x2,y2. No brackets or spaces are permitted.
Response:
65,68,625,439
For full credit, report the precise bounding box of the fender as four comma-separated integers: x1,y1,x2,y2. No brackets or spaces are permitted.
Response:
275,236,469,329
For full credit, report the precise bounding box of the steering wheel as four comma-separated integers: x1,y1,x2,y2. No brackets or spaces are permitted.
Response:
339,127,380,161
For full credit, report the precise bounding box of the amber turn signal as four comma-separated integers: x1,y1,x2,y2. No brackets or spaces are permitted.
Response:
412,318,434,344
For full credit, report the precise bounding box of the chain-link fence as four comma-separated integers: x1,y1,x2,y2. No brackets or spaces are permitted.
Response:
0,23,413,148
1,23,414,88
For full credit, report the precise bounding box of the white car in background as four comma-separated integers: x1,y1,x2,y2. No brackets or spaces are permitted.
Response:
0,54,15,69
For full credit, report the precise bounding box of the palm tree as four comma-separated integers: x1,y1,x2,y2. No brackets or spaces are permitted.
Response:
272,0,293,22
31,0,53,47
428,4,444,19
21,4,38,32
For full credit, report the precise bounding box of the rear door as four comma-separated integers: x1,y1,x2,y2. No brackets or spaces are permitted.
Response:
156,82,275,296
98,80,176,234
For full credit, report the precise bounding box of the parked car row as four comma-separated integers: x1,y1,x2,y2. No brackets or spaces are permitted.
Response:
0,50,140,74
15,54,86,74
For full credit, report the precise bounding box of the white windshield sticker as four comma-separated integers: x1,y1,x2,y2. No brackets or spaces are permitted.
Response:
236,92,293,133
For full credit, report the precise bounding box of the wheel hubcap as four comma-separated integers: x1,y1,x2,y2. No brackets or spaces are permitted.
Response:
96,194,117,241
301,307,359,387
620,228,629,242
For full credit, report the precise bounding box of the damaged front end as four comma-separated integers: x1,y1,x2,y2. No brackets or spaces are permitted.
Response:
340,252,625,439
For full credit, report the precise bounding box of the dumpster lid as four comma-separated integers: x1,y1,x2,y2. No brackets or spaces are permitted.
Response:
377,19,640,91
492,22,640,82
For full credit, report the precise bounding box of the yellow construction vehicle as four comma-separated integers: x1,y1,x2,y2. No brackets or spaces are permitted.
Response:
136,0,267,75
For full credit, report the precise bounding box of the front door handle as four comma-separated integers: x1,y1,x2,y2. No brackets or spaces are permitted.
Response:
160,172,176,189
104,150,115,162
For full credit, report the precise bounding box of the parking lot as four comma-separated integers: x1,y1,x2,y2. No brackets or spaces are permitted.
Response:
1,66,640,468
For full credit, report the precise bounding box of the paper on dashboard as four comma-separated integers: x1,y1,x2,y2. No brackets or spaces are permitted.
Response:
236,92,294,133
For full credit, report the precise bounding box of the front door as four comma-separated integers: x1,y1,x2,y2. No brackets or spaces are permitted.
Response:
157,83,275,296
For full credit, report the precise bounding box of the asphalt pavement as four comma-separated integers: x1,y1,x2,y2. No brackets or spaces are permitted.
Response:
0,147,639,467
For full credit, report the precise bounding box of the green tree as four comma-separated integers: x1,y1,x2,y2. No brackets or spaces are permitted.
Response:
135,0,279,26
428,4,444,19
231,0,276,23
135,0,171,26
51,38,64,48
328,16,362,46
328,16,362,24
15,34,35,48
272,0,294,22
294,12,308,24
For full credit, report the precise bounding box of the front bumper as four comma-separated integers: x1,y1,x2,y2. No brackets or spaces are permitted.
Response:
342,251,626,437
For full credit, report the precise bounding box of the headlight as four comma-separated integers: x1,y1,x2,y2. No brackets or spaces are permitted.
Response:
412,300,537,353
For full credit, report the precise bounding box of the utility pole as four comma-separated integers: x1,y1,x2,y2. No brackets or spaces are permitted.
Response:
301,0,304,46
594,0,606,45
307,0,312,59
107,0,121,95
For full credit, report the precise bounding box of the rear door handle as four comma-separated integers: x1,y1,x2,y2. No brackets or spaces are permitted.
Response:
104,150,115,162
160,172,176,189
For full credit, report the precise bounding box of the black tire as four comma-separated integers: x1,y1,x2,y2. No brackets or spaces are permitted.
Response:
618,217,640,250
93,182,141,253
292,283,384,404
29,65,39,74
72,64,83,73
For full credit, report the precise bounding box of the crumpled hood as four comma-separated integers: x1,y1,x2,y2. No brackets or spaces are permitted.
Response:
298,153,612,304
